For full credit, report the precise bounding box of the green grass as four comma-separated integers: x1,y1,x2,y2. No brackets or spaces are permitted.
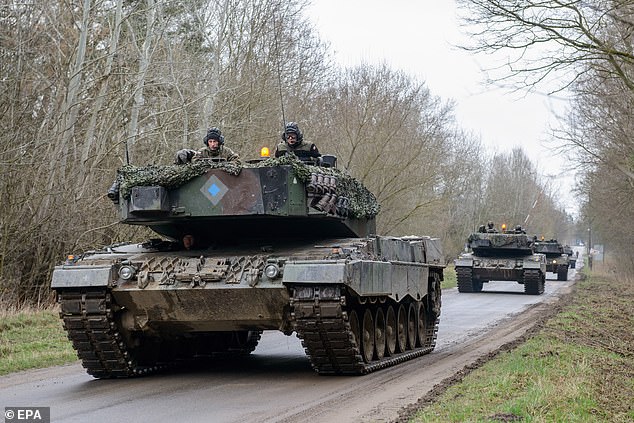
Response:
0,309,77,375
442,265,457,289
411,270,634,423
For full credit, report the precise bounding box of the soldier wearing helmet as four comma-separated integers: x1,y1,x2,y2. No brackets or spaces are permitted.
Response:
174,127,239,164
274,122,320,162
193,127,239,162
486,221,497,233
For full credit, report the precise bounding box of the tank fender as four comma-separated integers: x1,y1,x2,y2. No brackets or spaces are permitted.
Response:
454,256,473,267
281,259,428,301
523,259,544,270
51,265,114,288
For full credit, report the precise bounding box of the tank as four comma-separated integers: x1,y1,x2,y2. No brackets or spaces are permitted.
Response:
562,245,576,269
534,239,569,280
454,224,546,294
51,154,444,377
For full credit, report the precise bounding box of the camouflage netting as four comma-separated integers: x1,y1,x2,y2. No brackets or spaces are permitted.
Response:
114,154,380,219
468,232,533,249
116,161,242,200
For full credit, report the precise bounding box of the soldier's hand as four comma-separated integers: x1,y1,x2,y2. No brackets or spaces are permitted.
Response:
175,149,194,164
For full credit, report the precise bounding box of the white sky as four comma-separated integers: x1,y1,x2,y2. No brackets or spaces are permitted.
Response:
307,0,578,215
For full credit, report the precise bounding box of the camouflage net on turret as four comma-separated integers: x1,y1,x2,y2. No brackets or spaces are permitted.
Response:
468,232,533,249
116,161,242,200
114,154,380,219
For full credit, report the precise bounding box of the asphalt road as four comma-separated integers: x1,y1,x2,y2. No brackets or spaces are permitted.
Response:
0,263,580,423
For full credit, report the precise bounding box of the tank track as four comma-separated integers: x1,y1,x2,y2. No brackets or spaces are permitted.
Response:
523,269,545,295
456,267,482,292
290,286,439,375
556,264,569,281
58,289,163,378
59,289,262,378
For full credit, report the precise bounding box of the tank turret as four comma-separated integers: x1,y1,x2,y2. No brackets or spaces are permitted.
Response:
113,154,377,242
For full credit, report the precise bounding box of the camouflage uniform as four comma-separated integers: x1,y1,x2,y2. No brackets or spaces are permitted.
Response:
193,145,239,162
274,141,320,161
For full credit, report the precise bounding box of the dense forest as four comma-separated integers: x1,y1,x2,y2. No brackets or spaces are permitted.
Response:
2,0,630,306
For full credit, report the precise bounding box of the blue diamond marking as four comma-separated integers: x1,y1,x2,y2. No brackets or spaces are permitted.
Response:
208,184,221,197
200,175,229,205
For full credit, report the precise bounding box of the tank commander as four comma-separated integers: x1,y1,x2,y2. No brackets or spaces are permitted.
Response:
486,221,497,233
174,127,239,164
274,122,321,163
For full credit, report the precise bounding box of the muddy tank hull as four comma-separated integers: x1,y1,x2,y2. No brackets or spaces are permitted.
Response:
52,235,444,377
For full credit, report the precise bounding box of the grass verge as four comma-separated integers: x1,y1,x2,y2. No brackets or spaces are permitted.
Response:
409,267,634,422
442,265,457,289
0,308,76,376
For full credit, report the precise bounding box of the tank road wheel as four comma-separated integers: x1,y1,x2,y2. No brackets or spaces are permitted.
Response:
362,309,375,363
385,305,397,356
374,308,386,360
416,302,429,348
557,265,569,281
396,304,408,353
456,267,475,293
348,309,361,352
407,303,417,350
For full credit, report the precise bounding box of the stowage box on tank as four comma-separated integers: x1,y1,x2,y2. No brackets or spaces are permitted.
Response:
454,224,546,294
51,155,444,377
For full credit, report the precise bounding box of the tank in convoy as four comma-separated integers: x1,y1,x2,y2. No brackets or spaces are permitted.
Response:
534,239,570,280
454,222,546,294
51,152,445,377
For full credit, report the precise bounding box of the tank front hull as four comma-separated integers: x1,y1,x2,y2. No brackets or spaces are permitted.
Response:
112,284,290,332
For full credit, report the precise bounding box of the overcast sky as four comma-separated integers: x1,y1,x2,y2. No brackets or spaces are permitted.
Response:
307,0,578,215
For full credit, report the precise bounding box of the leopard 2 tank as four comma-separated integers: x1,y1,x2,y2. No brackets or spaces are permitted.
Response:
51,154,444,377
454,223,546,294
534,239,570,280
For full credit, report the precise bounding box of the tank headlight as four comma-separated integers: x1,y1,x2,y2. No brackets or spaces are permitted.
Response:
264,264,280,279
118,265,136,280
553,260,557,264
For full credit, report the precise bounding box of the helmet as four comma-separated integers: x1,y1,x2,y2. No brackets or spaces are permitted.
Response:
487,221,494,229
204,127,224,148
281,122,303,145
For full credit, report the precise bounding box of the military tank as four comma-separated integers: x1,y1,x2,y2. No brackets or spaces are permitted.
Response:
51,154,444,377
454,224,546,295
534,239,569,280
563,245,576,269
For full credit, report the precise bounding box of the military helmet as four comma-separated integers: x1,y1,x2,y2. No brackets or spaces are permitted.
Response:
281,122,303,144
204,127,225,147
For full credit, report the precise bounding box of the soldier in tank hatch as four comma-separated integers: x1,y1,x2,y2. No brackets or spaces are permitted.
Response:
174,127,239,164
182,234,195,250
274,122,320,162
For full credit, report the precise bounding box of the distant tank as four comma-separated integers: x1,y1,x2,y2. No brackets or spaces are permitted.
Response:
454,223,546,295
562,245,576,269
534,239,569,280
51,154,444,377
